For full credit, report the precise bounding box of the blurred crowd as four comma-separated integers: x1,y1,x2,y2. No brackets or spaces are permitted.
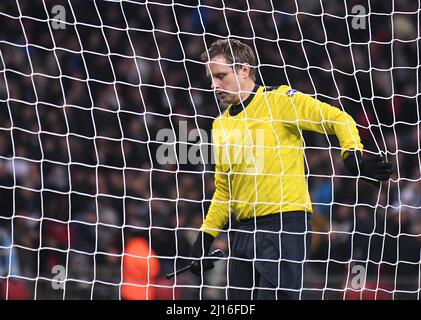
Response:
0,0,420,299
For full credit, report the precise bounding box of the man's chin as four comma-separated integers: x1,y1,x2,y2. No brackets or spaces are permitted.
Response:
216,96,231,109
218,95,233,104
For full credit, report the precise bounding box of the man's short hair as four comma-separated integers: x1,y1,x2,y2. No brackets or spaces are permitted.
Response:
201,39,257,81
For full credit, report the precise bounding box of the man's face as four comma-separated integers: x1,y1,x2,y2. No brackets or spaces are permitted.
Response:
206,55,248,105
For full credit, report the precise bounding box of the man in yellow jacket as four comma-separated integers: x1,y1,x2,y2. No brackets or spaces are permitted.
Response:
190,39,392,300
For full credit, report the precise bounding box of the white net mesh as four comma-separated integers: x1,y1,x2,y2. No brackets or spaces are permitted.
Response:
0,0,419,300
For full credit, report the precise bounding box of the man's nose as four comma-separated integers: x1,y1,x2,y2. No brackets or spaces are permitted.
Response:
211,79,220,90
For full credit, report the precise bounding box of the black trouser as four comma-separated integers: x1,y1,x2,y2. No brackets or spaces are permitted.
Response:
228,211,312,300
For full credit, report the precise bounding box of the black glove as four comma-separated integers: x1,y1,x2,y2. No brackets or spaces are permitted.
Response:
343,150,392,187
190,231,215,276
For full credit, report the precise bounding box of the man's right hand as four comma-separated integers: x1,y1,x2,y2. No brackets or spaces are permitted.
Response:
190,231,216,276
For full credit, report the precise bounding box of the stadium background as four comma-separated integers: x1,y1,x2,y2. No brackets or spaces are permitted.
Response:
0,0,420,299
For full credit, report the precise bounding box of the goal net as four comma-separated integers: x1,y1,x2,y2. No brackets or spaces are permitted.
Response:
0,0,419,300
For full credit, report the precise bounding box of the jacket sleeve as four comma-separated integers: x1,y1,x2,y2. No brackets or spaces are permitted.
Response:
279,87,364,159
200,119,230,238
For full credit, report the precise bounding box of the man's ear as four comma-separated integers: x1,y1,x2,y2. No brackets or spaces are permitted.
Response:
239,64,251,79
